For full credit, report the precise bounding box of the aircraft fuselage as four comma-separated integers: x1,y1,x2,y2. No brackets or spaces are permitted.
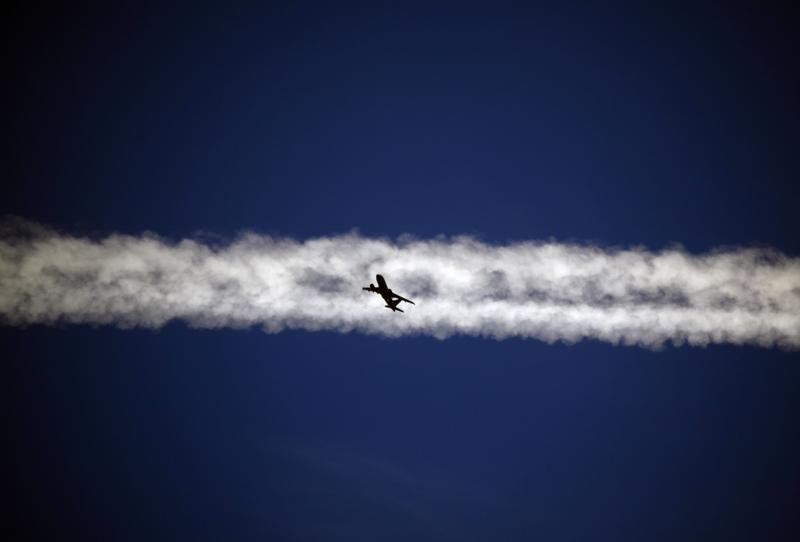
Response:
362,274,414,312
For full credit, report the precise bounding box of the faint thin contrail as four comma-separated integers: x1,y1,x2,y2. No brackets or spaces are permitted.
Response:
1,218,798,349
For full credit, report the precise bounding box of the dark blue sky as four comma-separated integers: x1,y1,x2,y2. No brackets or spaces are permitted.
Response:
6,3,799,540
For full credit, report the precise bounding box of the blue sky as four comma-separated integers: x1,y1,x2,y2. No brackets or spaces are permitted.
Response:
6,3,799,540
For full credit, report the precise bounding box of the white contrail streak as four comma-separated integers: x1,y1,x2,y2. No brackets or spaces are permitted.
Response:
1,219,798,348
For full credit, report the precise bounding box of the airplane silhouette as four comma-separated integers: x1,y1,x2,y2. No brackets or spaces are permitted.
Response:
362,274,415,312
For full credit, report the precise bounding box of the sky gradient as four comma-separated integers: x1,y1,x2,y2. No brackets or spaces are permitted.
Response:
6,3,800,541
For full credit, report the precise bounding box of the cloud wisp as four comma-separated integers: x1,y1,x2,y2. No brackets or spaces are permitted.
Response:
1,219,798,348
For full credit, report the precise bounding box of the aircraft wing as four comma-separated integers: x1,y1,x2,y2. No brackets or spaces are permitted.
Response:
392,294,415,305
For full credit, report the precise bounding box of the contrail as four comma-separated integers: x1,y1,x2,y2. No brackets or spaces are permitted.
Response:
1,218,798,349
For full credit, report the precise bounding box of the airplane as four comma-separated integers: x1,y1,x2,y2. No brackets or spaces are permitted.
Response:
362,274,415,312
